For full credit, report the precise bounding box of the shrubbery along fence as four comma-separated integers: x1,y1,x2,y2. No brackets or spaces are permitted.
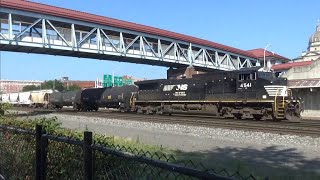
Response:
0,124,260,180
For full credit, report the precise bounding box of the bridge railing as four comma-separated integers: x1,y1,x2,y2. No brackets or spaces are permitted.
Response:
0,10,257,70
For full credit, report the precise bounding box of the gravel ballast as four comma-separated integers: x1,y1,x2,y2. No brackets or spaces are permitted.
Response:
11,110,320,176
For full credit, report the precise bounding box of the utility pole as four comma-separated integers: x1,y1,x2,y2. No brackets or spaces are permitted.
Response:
0,49,3,115
112,71,114,87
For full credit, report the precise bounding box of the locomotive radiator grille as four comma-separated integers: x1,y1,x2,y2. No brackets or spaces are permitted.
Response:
264,85,288,97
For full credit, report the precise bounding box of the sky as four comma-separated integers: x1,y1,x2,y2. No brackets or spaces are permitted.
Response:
0,0,319,81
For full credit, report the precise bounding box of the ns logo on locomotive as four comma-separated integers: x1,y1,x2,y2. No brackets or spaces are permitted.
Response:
0,67,302,122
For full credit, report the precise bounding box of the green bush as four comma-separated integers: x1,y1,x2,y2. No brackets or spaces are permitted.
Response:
0,103,13,115
0,117,179,179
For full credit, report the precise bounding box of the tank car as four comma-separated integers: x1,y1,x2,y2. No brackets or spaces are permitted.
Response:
62,91,80,107
133,68,302,122
49,91,80,109
100,85,138,112
74,88,106,111
49,92,63,109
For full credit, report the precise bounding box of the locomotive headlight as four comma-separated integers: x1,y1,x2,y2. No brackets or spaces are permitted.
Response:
262,95,267,99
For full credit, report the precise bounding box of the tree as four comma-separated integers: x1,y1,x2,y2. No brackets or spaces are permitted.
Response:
67,85,81,91
22,80,81,92
22,85,41,92
41,80,65,92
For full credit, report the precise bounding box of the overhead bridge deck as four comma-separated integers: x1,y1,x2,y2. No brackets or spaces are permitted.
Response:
0,0,259,71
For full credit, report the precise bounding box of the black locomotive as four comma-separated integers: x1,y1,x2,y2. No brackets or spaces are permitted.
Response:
134,67,302,122
46,68,302,122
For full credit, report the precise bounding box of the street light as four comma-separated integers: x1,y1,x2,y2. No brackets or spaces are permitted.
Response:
263,44,272,70
52,76,62,90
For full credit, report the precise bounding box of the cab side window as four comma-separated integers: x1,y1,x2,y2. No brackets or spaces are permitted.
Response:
238,72,256,81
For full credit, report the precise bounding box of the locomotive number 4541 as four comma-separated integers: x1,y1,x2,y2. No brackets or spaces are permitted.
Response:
240,83,252,88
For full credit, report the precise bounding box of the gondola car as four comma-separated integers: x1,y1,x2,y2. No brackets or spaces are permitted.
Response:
133,68,302,122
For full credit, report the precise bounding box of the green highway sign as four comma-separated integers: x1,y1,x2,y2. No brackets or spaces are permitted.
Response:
103,74,113,87
123,79,133,85
103,74,134,87
114,76,123,87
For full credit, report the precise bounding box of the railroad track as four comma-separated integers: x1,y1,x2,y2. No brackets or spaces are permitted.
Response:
9,107,320,137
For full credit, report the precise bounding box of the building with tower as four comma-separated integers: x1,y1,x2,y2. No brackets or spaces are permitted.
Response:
294,23,320,62
271,23,320,117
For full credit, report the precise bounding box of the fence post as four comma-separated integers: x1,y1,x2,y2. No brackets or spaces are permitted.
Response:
84,131,93,180
0,106,4,116
40,129,48,180
35,125,43,180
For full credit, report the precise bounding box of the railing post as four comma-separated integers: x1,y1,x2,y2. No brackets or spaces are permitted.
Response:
84,131,93,180
35,125,43,180
40,129,48,180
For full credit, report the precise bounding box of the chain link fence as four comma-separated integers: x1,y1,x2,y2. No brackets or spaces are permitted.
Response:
46,137,84,179
0,124,262,180
0,125,36,180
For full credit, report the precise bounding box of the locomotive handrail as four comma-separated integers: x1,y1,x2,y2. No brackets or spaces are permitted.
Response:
274,89,279,112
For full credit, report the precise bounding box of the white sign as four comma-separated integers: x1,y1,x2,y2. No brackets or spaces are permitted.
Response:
163,84,188,91
240,83,252,88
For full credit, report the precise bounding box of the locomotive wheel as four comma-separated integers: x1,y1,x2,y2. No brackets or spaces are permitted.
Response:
234,114,242,120
156,110,164,115
253,114,263,121
145,110,153,115
155,106,163,115
137,107,143,114
285,110,301,122
82,106,88,112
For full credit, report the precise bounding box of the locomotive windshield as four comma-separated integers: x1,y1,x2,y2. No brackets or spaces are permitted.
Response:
257,72,275,81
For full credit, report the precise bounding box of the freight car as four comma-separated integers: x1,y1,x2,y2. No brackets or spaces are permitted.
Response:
9,93,19,105
30,90,55,108
49,91,80,109
18,92,32,107
133,68,302,122
1,94,10,103
100,85,138,112
73,88,106,111
0,90,55,108
49,92,63,109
